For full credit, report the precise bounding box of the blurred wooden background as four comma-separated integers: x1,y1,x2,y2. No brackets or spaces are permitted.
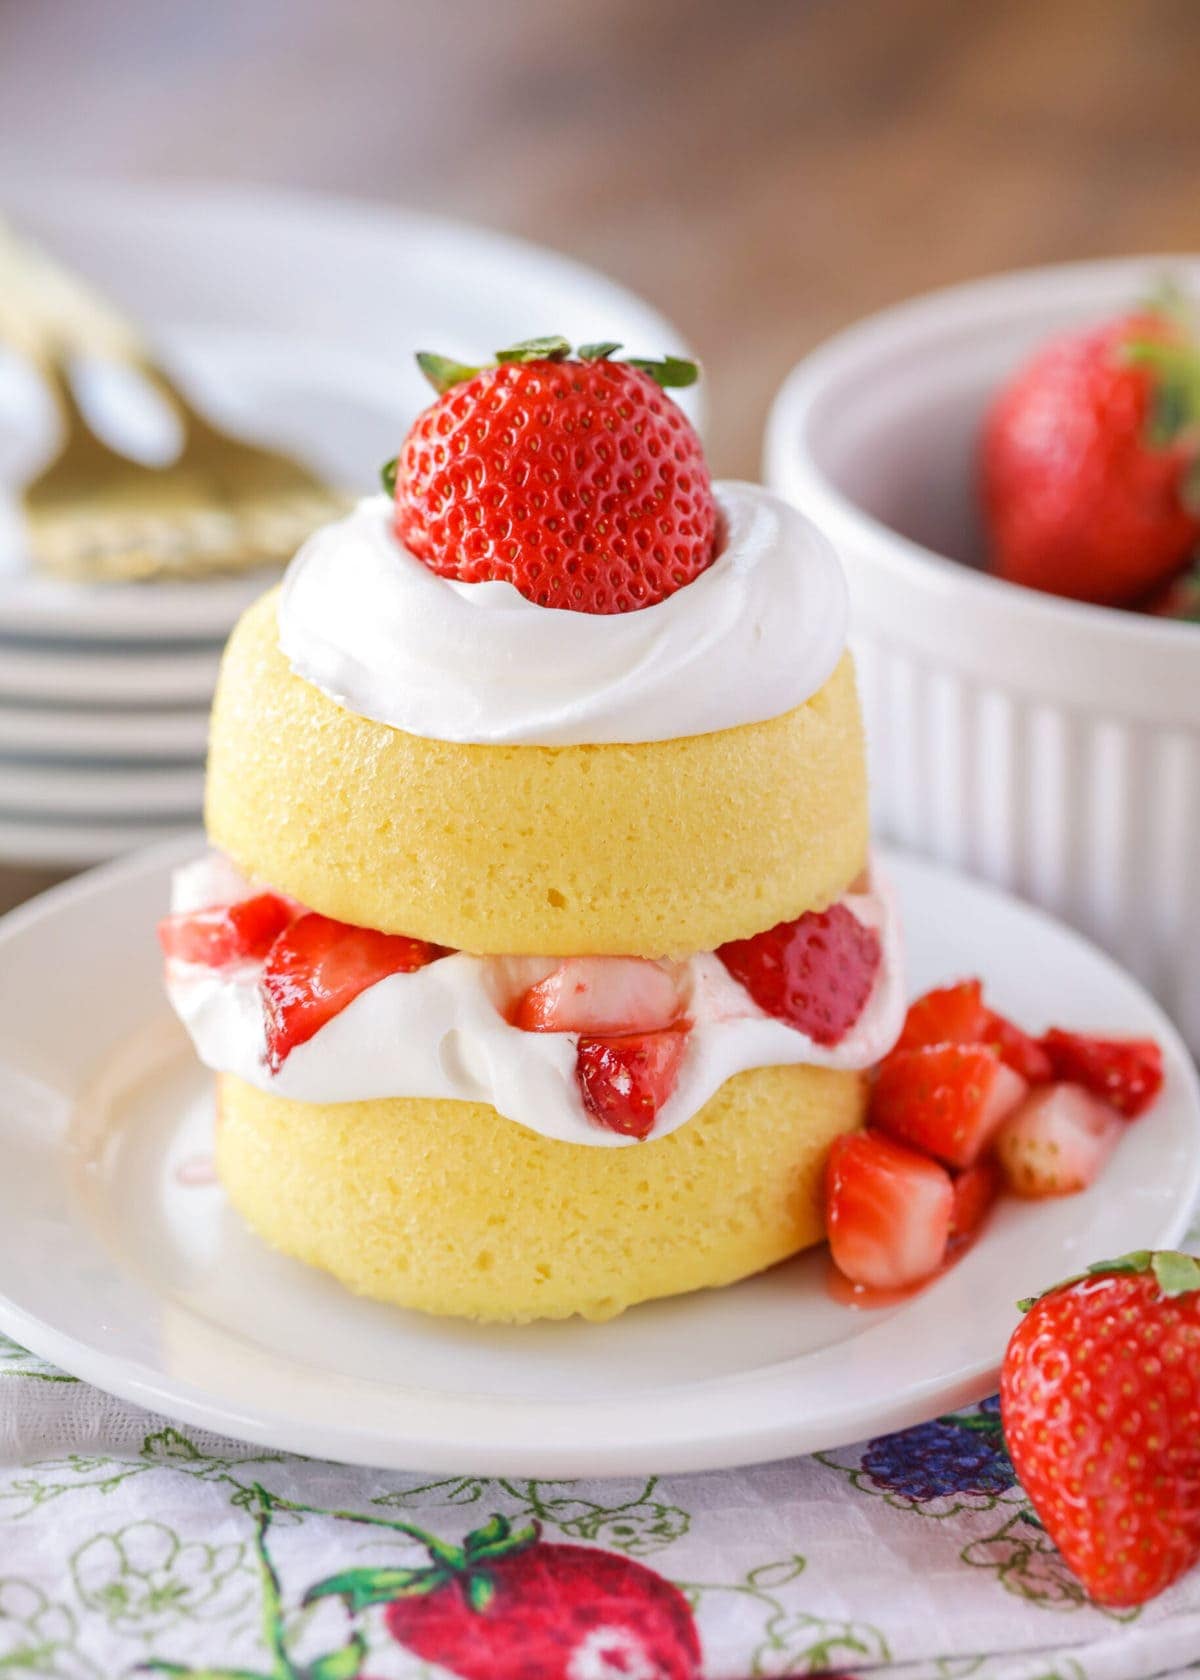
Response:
3,0,1200,480
1,0,1199,907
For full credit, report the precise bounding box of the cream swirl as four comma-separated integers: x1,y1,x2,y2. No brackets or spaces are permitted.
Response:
164,854,904,1148
276,484,848,746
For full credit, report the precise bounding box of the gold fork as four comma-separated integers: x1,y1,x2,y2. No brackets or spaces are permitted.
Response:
0,217,352,582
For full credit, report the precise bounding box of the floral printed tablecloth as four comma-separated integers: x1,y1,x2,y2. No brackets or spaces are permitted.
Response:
2,1334,1199,1680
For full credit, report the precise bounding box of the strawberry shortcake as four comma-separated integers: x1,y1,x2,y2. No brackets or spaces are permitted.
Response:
160,338,905,1322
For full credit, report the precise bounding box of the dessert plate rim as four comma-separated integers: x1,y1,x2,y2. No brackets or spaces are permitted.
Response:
0,833,1195,1477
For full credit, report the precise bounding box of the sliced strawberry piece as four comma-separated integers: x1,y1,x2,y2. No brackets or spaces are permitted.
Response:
261,912,448,1071
575,1026,689,1140
717,904,881,1047
948,1159,1001,1251
824,1130,953,1290
895,979,989,1052
1040,1029,1164,1119
514,956,683,1035
994,1083,1123,1197
984,1008,1054,1083
158,892,296,969
871,1044,1027,1169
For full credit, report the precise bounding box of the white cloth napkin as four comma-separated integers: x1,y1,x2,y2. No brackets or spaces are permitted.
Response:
1,1331,1198,1680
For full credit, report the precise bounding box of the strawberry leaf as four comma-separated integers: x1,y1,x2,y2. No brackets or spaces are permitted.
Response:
626,354,700,389
578,340,622,360
380,456,398,497
1019,1248,1200,1310
467,1572,496,1613
303,1565,449,1610
495,335,571,365
416,352,483,394
463,1513,509,1552
1150,1250,1200,1296
307,1635,368,1680
1122,339,1200,446
464,1514,539,1563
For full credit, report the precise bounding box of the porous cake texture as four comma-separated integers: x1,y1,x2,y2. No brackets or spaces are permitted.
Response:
205,591,869,957
217,1064,868,1323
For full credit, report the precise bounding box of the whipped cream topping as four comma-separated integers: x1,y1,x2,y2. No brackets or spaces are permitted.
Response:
165,853,905,1148
276,484,848,746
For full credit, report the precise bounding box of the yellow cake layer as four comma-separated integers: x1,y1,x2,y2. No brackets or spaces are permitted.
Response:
205,590,869,955
216,1064,866,1323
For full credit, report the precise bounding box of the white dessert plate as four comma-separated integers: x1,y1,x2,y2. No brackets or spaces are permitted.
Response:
0,639,224,704
0,759,204,817
0,812,193,869
0,177,697,642
0,836,1196,1477
0,702,209,759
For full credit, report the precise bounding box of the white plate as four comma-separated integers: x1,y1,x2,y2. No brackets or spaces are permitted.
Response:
0,759,203,816
0,812,193,868
0,177,697,642
0,639,224,703
0,837,1195,1476
0,702,209,758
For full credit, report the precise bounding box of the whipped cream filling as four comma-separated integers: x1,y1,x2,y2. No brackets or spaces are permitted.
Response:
276,484,849,746
165,853,905,1149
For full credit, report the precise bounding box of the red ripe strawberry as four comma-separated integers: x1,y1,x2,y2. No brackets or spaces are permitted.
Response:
824,1130,953,1290
157,892,295,968
514,956,683,1035
1040,1027,1164,1118
575,1026,689,1140
390,338,717,614
993,1083,1121,1197
306,1514,702,1680
717,904,882,1047
894,978,990,1052
1001,1251,1200,1607
982,309,1200,606
870,1044,1027,1169
983,1008,1054,1083
948,1158,1001,1251
261,912,448,1071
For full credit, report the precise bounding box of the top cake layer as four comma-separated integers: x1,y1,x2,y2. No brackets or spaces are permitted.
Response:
205,588,868,956
277,483,849,747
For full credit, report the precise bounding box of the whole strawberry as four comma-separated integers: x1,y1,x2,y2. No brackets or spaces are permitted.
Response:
307,1514,702,1680
388,337,717,613
982,307,1200,606
1001,1250,1200,1607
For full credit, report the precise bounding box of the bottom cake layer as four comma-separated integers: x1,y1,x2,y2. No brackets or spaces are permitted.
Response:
216,1064,867,1323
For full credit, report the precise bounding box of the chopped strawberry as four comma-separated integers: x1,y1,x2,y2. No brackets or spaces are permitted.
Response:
575,1026,690,1140
994,1083,1123,1197
1040,1028,1164,1119
870,1044,1027,1169
895,979,989,1052
261,912,448,1071
948,1159,1001,1251
824,1131,954,1290
514,957,683,1035
717,904,882,1047
158,893,296,969
984,1008,1054,1083
892,979,1053,1081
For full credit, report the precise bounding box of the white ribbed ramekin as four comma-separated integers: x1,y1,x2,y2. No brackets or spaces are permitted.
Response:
765,258,1200,1053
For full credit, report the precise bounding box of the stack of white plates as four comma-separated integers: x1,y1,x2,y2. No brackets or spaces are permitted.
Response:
0,569,275,865
0,176,696,868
